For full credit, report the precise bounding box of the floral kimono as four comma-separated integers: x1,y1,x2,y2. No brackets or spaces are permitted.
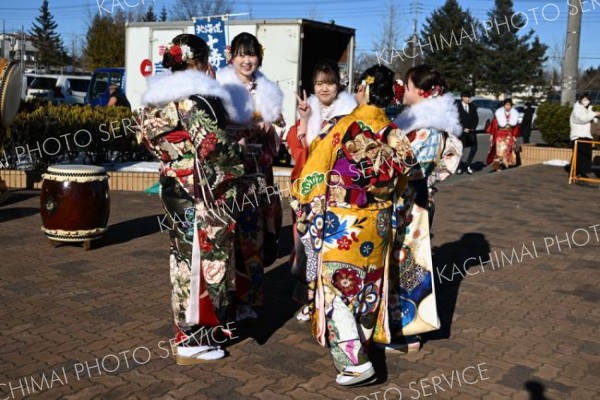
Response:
486,107,520,168
287,91,357,303
292,104,416,371
391,93,462,337
139,69,245,344
217,66,285,306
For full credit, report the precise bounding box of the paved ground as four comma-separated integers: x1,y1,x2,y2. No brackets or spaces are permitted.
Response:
0,164,598,400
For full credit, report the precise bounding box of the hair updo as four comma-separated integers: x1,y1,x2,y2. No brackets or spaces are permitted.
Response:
162,34,209,72
355,64,395,108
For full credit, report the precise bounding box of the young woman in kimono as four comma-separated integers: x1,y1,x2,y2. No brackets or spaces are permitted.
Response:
138,34,245,363
387,65,463,352
216,33,285,321
486,98,520,171
287,60,357,322
291,65,416,386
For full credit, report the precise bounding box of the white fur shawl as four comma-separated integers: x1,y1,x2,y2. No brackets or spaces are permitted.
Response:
394,93,462,137
140,69,239,121
306,91,357,145
216,66,284,124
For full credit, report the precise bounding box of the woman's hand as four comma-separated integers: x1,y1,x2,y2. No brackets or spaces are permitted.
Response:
296,90,311,120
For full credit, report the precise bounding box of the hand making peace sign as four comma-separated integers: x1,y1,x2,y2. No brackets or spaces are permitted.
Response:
296,90,311,120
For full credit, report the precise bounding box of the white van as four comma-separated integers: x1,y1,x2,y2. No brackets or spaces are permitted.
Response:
26,74,91,105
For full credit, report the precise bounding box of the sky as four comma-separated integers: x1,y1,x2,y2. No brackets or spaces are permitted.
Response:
1,0,599,70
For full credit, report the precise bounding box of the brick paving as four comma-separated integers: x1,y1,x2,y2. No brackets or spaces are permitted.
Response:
0,165,598,400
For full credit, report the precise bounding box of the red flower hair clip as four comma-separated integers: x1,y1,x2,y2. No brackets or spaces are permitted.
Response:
393,79,405,105
418,84,444,99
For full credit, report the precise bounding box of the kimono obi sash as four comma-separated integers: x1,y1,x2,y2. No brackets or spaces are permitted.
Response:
328,156,393,208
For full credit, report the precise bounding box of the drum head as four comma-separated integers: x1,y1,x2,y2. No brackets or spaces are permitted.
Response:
46,164,106,175
0,58,23,129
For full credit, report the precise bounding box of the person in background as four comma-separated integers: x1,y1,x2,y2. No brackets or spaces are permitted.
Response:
487,98,519,172
287,59,356,322
107,83,131,110
570,93,600,178
138,33,244,364
455,91,478,174
521,102,535,144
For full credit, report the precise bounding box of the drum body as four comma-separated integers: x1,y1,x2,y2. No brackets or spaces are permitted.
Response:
0,57,23,130
40,165,110,242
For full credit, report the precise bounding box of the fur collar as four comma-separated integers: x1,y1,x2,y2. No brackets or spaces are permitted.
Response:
141,69,239,121
306,91,357,145
216,66,284,124
394,93,462,137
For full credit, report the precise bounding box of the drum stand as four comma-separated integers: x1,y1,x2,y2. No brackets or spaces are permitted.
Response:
47,238,95,251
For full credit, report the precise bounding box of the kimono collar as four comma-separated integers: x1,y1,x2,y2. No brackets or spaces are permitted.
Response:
140,69,239,121
216,66,284,124
393,93,462,137
351,104,390,133
306,91,357,144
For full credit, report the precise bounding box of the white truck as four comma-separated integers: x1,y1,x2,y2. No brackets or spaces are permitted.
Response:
124,18,355,131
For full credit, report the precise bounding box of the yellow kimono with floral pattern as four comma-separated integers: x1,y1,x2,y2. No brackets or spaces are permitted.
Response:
291,104,416,371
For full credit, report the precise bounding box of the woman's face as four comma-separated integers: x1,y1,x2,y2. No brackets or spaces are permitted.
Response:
403,78,421,106
504,102,512,112
314,72,338,106
232,51,259,80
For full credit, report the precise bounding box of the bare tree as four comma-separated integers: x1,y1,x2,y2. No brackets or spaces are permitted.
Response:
370,0,411,75
308,6,321,21
171,0,235,20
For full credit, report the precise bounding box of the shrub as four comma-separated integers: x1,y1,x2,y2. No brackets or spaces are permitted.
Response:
1,101,147,170
537,102,572,148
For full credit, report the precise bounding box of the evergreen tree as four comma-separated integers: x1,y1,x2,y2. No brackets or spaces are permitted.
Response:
143,4,158,22
29,0,68,68
159,6,168,22
479,0,548,98
419,0,480,92
84,11,126,70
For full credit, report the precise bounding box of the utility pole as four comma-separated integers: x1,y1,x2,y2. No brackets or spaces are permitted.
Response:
411,0,421,67
561,0,582,105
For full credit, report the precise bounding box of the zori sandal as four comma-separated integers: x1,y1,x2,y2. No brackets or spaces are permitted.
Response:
174,345,226,365
335,366,376,387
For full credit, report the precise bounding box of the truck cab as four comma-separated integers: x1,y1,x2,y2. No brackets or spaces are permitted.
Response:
85,68,126,106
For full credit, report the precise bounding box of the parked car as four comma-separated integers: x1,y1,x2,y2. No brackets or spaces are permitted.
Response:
85,68,125,107
514,103,538,129
470,97,500,132
454,96,496,132
26,74,91,104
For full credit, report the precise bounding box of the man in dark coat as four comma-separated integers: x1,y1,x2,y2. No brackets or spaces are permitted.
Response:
521,102,535,144
455,91,479,174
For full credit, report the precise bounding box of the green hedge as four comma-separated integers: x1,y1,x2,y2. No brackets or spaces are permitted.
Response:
537,102,572,148
2,101,145,170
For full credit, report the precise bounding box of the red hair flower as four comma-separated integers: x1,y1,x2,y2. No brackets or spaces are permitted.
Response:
169,45,183,63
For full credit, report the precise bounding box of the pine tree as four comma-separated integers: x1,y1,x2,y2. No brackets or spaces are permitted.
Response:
419,0,480,92
84,11,126,70
479,0,548,98
29,0,67,68
159,6,168,22
143,5,158,22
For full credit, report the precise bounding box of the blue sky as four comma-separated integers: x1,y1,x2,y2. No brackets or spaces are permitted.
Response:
2,0,599,69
